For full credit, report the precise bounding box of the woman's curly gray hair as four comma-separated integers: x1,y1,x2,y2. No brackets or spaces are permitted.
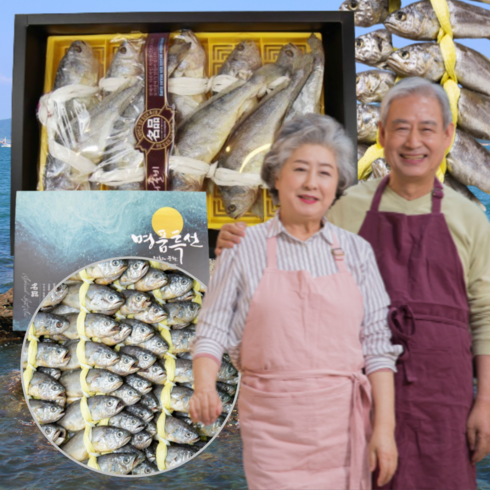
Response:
261,113,355,205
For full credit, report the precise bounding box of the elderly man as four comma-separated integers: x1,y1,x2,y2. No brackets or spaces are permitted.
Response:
215,77,490,490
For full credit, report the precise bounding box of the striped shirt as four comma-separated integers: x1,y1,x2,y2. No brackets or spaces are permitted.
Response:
194,212,403,374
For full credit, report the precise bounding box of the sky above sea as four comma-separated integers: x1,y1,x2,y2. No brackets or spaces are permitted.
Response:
1,0,490,120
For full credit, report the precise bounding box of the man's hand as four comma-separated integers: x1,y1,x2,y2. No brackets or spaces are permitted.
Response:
469,355,490,464
215,222,247,256
467,398,490,464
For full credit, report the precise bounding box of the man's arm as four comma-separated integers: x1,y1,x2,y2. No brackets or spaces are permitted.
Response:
464,204,490,464
215,222,247,256
467,355,490,464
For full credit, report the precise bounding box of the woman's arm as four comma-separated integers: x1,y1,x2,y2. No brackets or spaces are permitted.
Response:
190,356,223,426
191,245,244,425
353,241,399,485
193,246,242,364
368,370,397,487
357,243,403,375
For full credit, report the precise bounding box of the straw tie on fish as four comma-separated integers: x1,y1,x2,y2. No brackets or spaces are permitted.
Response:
358,134,386,181
168,74,239,96
80,396,101,470
156,381,175,470
76,270,101,469
156,317,177,470
23,323,39,395
192,280,202,316
153,288,165,305
112,280,126,292
155,281,201,468
168,72,289,97
168,156,267,187
431,0,460,176
389,0,401,14
149,261,168,304
76,270,94,395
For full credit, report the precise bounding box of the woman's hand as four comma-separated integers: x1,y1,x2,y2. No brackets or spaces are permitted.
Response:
369,427,398,487
190,387,223,426
190,356,222,426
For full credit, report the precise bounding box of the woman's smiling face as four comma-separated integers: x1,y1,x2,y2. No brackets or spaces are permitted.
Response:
275,144,339,222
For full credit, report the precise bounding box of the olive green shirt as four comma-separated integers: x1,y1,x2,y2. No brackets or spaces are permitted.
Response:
328,178,490,356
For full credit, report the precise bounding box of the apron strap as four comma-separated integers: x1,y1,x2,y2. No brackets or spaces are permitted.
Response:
369,175,390,212
331,231,348,274
431,177,444,214
266,236,278,270
266,219,279,270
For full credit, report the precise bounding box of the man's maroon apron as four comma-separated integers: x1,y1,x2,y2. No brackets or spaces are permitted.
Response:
358,176,476,490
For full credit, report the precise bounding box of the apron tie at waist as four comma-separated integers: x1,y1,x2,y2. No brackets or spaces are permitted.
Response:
348,371,372,490
389,304,417,384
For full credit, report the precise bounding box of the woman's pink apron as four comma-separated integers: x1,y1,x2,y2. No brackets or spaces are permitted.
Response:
238,228,373,490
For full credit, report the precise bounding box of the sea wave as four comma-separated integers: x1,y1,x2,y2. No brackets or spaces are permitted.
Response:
0,148,13,294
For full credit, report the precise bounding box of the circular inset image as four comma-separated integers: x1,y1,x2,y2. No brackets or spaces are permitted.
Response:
21,257,239,476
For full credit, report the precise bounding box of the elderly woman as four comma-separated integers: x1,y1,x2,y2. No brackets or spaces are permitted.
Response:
190,114,402,490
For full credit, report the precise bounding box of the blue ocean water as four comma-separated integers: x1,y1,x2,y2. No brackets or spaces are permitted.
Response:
471,186,490,222
0,148,13,294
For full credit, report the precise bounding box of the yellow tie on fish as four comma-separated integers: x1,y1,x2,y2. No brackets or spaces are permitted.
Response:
431,0,460,177
154,293,177,470
23,323,39,395
389,0,401,14
75,269,103,470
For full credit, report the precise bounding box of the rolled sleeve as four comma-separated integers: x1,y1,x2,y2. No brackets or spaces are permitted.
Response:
358,243,404,374
193,246,242,362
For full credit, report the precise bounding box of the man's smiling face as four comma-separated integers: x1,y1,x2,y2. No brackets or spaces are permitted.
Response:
379,94,454,183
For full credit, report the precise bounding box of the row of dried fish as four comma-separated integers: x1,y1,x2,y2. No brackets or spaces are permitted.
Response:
171,33,325,220
341,0,490,31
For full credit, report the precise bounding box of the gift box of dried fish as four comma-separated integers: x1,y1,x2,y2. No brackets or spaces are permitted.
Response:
21,257,239,476
347,0,490,210
36,31,326,221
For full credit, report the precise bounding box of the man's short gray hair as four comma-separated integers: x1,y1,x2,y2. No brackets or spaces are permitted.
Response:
380,77,452,128
261,113,355,205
